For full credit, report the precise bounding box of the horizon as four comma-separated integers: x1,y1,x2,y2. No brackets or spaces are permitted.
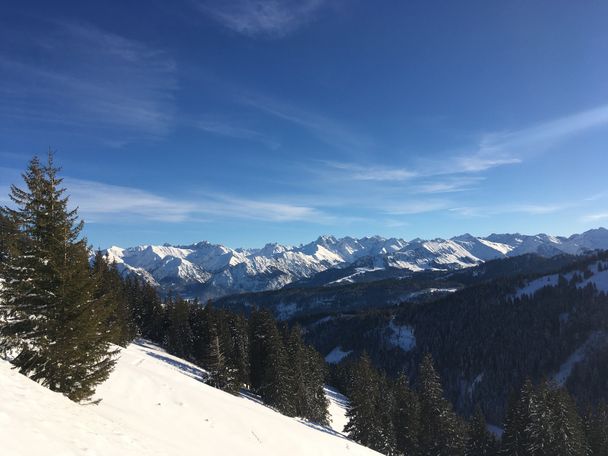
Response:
107,226,607,251
2,2,608,248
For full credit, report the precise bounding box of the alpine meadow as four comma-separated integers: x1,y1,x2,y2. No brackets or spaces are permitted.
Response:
2,2,608,455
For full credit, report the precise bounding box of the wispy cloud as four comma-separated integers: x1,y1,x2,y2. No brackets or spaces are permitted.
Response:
0,21,177,143
62,178,325,224
195,0,328,37
412,176,485,194
450,203,568,218
239,93,374,152
197,193,324,222
322,161,416,181
385,200,450,215
582,213,608,223
448,103,608,174
66,179,196,223
196,118,280,149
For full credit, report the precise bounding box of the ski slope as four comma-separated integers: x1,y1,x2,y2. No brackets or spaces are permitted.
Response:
0,340,379,456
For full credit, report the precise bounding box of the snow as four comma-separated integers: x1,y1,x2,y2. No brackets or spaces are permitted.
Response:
467,373,484,397
515,261,608,299
325,346,353,364
552,331,608,387
477,238,514,255
0,340,379,456
327,267,385,286
387,319,416,351
325,386,350,434
577,262,608,293
103,229,608,301
514,274,560,298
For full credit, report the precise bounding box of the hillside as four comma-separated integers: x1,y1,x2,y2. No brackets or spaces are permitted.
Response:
213,253,579,319
0,341,378,456
301,251,608,425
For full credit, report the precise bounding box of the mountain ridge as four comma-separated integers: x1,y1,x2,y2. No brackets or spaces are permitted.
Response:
103,228,608,300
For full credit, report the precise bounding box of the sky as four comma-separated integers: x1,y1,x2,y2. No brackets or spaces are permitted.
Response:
1,1,608,249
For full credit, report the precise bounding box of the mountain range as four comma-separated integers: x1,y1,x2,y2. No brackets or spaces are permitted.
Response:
104,228,608,300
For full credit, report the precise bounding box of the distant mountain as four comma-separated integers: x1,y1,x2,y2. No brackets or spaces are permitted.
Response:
103,228,608,300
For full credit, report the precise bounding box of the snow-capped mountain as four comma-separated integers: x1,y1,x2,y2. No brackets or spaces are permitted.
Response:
103,228,608,300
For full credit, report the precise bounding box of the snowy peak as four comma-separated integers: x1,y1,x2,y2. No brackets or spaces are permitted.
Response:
103,228,608,300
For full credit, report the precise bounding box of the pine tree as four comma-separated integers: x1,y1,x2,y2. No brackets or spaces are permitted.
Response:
207,333,229,389
285,325,329,424
501,390,526,456
91,251,134,346
344,353,387,452
164,296,193,359
585,402,608,456
225,312,250,389
417,354,465,456
466,405,498,456
546,387,588,456
248,309,293,415
393,372,420,456
0,154,118,401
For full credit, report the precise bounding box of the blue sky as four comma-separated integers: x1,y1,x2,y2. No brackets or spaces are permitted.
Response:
1,1,608,249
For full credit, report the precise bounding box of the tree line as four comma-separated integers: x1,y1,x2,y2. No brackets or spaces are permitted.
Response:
127,284,330,424
0,154,329,426
337,351,608,455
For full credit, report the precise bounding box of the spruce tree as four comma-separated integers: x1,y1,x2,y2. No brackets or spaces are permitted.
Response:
501,390,526,455
164,296,193,359
344,353,386,452
466,405,498,456
585,402,608,456
547,387,588,456
248,309,293,415
417,354,465,456
207,333,229,389
393,372,421,456
225,312,250,389
0,154,118,401
285,325,329,424
91,251,134,347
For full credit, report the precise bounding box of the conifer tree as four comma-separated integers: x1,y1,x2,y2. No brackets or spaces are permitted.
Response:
502,380,588,456
207,333,229,389
344,353,387,452
547,387,588,456
91,251,134,346
585,402,608,456
501,390,526,456
285,325,329,424
393,372,421,456
225,312,250,388
466,405,498,456
248,309,293,415
417,354,465,456
0,154,117,401
164,296,193,359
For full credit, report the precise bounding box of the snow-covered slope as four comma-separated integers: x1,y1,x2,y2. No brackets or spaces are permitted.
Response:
1,341,378,456
514,258,608,299
104,228,608,300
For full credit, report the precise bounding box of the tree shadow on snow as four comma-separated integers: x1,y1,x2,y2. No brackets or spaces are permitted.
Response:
145,351,209,382
132,340,209,382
